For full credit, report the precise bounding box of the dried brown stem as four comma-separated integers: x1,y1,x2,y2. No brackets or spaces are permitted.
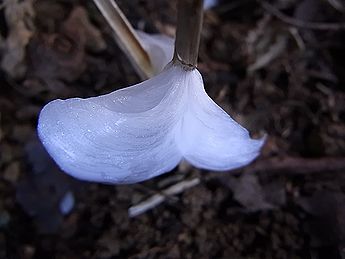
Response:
174,0,204,68
93,0,154,79
202,156,345,186
248,156,345,175
260,0,345,30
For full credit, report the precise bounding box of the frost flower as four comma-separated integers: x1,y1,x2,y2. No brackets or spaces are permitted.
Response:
38,63,264,184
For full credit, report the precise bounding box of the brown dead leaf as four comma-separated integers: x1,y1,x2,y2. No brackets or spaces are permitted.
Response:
297,190,345,247
233,173,275,211
25,6,106,96
63,6,106,52
27,32,85,83
1,0,35,79
3,161,20,184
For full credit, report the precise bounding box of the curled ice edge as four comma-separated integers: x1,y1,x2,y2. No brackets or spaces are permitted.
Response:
38,63,265,184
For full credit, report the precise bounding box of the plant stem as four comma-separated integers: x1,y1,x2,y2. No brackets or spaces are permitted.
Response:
93,0,154,80
174,0,204,68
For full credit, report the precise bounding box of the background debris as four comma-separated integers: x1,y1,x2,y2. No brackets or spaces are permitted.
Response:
1,0,345,258
0,0,35,79
16,138,79,233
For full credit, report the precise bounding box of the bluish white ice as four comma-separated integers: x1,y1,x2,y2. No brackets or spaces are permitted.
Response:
38,63,264,184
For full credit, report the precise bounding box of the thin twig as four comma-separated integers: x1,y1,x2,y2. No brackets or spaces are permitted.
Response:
260,0,345,30
246,156,345,175
128,178,200,217
93,0,154,79
206,156,345,179
129,156,345,217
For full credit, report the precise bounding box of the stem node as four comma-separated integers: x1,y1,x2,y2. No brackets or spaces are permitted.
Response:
174,0,204,68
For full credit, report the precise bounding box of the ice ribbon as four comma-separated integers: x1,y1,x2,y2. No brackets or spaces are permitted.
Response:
38,63,264,184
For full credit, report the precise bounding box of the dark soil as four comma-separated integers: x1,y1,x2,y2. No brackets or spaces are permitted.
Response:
1,0,345,258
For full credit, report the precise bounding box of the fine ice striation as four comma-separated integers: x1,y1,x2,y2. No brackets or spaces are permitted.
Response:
136,30,174,74
38,63,265,184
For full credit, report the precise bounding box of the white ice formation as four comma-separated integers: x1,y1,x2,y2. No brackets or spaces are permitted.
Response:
38,63,265,184
136,30,174,74
204,0,218,9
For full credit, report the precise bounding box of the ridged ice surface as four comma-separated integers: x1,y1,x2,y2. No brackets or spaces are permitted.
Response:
38,64,265,184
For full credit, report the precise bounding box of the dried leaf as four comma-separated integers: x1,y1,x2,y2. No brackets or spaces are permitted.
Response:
1,0,35,79
62,6,106,52
297,190,345,246
232,174,274,211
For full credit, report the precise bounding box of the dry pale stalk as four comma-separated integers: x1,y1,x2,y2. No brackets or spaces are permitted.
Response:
93,0,154,79
128,178,200,217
